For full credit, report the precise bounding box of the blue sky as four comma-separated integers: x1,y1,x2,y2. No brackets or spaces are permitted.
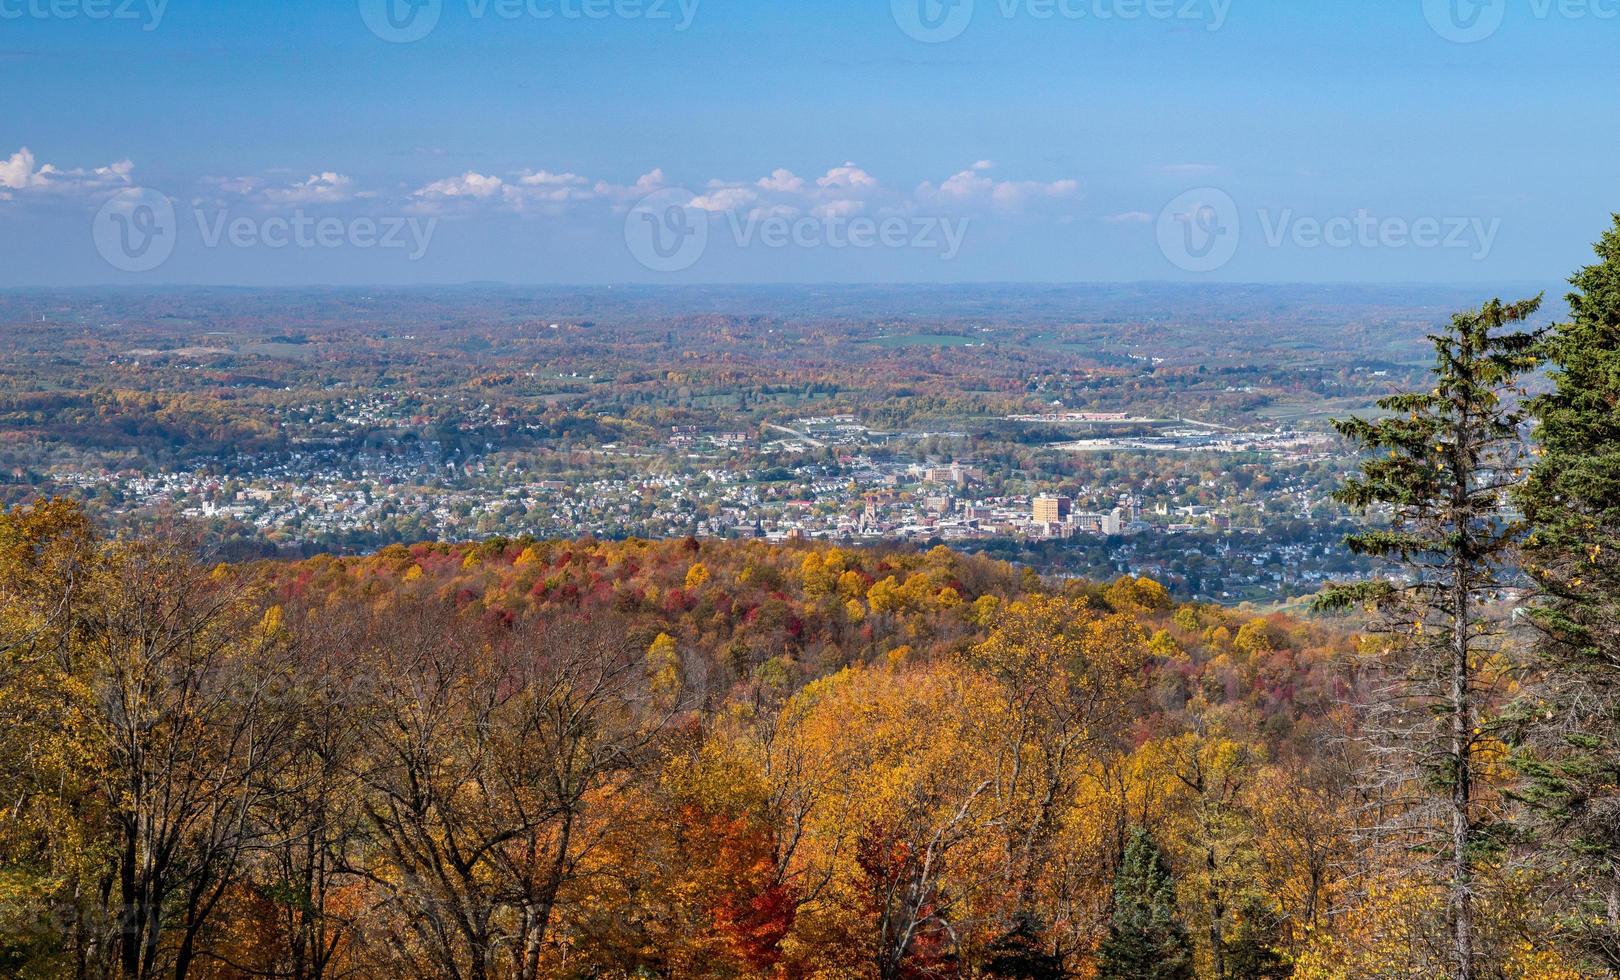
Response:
2,0,1617,285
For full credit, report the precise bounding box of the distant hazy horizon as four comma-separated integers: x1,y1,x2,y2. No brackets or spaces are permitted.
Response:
4,0,1617,287
0,281,1574,336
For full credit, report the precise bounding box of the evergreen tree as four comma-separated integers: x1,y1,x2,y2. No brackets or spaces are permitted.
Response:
1221,896,1293,980
982,911,1064,980
1318,297,1541,980
1097,828,1195,980
1515,215,1620,972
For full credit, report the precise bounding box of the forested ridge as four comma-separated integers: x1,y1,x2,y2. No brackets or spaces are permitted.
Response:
3,510,1389,978
5,218,1620,977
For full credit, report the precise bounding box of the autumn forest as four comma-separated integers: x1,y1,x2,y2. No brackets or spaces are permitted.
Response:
4,218,1620,979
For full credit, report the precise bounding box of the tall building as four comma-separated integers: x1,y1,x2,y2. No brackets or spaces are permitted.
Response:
1071,507,1127,535
1033,496,1072,524
921,462,984,487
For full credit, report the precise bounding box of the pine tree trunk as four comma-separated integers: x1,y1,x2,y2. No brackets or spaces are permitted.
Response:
1450,549,1474,980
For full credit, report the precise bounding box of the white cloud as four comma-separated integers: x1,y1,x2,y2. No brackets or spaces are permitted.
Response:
916,164,1080,213
1103,210,1154,223
0,146,134,200
206,176,263,196
812,199,865,220
516,170,588,188
91,159,135,183
757,168,806,194
409,166,682,215
502,171,594,210
689,183,758,212
0,148,53,193
402,161,1084,223
593,169,667,205
817,162,879,191
414,171,504,200
927,167,995,201
260,172,356,205
197,171,371,210
990,178,1079,210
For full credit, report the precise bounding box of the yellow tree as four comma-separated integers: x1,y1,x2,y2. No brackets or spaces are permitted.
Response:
0,500,102,977
777,661,1005,977
1153,715,1270,980
84,537,295,980
968,594,1148,960
1249,754,1356,947
0,503,294,980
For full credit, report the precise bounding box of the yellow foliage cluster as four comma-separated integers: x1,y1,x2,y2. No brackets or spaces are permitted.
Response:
0,502,1588,978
